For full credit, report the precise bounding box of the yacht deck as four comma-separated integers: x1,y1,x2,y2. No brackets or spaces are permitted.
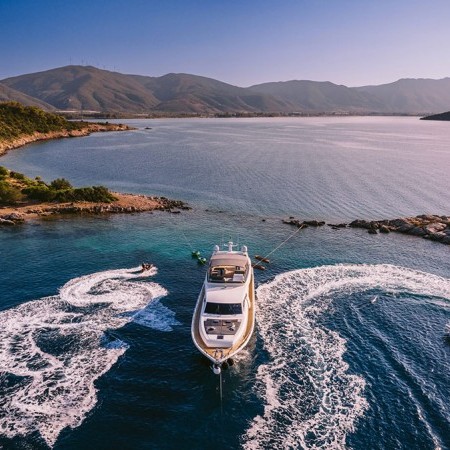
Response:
192,273,255,362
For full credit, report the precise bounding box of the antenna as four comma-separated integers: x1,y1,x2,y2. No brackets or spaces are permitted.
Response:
224,240,237,252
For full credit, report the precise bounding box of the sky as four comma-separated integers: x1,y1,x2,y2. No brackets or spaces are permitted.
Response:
1,0,450,87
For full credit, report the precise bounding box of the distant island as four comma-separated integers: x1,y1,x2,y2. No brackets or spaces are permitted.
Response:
420,111,450,121
0,102,131,156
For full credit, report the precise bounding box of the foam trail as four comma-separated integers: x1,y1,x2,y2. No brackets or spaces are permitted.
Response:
0,266,172,447
243,264,450,450
132,300,181,331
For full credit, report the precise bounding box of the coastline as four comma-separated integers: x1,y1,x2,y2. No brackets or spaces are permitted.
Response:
0,122,133,157
0,118,190,225
0,192,190,225
1,115,447,245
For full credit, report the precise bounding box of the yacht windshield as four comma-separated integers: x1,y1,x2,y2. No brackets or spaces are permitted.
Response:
204,302,242,315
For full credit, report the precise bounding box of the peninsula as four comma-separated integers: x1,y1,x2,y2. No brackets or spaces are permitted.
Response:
0,102,188,224
420,111,450,121
0,101,132,156
0,167,189,225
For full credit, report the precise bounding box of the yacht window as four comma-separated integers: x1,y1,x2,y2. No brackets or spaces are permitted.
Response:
204,302,242,315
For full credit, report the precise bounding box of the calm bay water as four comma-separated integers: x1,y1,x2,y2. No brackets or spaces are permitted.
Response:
3,116,450,219
0,117,449,449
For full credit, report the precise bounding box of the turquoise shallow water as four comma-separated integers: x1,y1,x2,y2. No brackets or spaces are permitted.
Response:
0,117,449,449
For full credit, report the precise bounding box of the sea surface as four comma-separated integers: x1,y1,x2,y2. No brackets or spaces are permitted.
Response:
0,117,449,450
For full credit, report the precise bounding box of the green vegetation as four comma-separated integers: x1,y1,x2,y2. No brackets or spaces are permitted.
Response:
0,102,87,142
9,170,26,180
49,178,73,190
0,166,117,205
0,181,23,204
22,185,116,203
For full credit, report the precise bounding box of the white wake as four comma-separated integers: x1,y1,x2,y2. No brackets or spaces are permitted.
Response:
243,264,450,450
0,266,176,447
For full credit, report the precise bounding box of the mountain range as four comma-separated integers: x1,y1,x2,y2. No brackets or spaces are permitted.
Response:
1,65,450,115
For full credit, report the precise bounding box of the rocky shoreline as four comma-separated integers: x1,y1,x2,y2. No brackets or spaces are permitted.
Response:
0,193,190,225
283,214,450,245
0,123,132,156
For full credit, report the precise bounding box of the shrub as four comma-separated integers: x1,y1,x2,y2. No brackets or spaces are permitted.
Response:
22,185,55,202
9,171,26,180
53,189,75,202
0,182,23,204
52,186,116,203
50,178,72,190
0,166,8,178
84,186,117,202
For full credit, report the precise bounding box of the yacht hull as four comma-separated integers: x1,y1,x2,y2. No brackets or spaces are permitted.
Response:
191,272,255,366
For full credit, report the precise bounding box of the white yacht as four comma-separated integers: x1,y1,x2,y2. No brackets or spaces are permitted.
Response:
191,241,255,374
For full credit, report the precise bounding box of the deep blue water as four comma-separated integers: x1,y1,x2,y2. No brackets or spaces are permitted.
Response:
0,117,449,449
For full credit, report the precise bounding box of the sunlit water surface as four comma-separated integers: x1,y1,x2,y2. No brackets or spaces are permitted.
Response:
1,117,449,449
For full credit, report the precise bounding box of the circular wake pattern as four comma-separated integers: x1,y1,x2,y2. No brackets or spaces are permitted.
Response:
243,264,450,450
0,267,173,447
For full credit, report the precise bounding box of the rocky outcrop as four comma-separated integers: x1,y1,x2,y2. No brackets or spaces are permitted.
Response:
156,197,191,211
282,214,450,245
0,217,16,225
282,218,325,228
348,215,450,244
0,213,25,225
327,223,348,229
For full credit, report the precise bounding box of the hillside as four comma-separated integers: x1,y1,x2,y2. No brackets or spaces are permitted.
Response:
2,65,450,115
1,66,161,113
0,102,87,142
131,72,293,113
2,66,291,114
0,102,130,155
248,80,385,113
355,78,450,114
0,83,55,110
